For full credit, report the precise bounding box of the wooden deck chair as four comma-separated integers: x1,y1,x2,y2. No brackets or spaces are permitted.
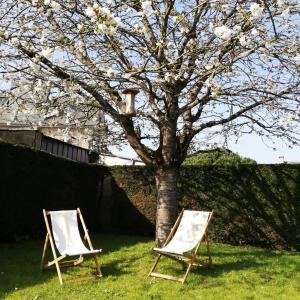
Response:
40,208,102,284
148,209,213,283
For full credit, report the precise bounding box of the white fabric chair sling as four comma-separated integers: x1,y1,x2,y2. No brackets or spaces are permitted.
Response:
41,208,102,284
148,209,213,283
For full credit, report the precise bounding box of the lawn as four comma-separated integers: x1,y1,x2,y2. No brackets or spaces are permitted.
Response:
0,234,299,300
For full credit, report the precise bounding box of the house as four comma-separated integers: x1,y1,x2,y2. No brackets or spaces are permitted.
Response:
0,128,98,163
0,103,102,162
277,156,300,164
99,153,144,166
0,105,143,165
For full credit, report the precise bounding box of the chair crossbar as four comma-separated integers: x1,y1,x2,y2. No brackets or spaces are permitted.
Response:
149,272,185,283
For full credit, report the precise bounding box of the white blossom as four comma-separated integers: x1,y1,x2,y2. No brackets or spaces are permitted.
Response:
265,41,273,49
101,7,110,15
50,1,61,12
30,61,40,72
28,22,35,30
106,67,115,77
141,1,152,10
85,7,96,17
239,35,248,47
1,0,299,172
77,24,84,31
214,25,233,40
93,3,100,10
10,38,19,46
204,77,213,88
250,3,264,17
164,72,172,82
251,28,259,37
114,17,121,27
205,64,213,71
97,23,106,32
281,8,290,16
41,47,53,59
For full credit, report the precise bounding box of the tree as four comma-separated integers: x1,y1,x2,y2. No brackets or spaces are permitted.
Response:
0,0,299,245
183,148,256,165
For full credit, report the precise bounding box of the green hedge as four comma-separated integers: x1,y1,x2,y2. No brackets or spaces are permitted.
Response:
110,165,300,251
1,139,299,251
0,140,108,241
0,140,153,241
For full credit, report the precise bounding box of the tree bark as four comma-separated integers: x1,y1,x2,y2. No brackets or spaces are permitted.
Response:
155,167,179,247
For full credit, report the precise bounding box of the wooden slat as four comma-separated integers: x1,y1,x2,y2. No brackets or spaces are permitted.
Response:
43,209,64,284
44,254,67,268
149,272,184,283
40,233,49,270
163,208,184,247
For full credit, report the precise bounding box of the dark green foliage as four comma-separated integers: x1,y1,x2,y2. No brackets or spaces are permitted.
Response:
0,140,108,241
0,140,154,241
183,148,256,165
1,140,299,251
110,165,300,251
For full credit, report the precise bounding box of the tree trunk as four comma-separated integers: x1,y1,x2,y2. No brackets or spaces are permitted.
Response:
155,167,179,247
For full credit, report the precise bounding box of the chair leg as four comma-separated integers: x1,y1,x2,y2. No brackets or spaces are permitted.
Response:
182,262,193,283
54,260,63,285
148,254,162,276
205,233,212,267
40,233,49,270
93,255,102,277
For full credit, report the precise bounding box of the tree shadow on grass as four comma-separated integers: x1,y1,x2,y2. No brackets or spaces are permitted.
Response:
0,233,151,298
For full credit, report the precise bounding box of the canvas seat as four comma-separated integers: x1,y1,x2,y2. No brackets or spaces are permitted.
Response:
148,209,213,283
40,208,102,284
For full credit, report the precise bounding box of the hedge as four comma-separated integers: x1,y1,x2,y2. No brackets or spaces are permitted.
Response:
1,140,299,251
0,140,108,241
110,165,300,251
0,140,152,242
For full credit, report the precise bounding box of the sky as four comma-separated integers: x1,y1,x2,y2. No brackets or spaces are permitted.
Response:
228,134,300,163
113,133,300,164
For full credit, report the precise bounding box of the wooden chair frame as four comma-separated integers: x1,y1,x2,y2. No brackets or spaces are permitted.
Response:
148,209,213,283
40,208,102,285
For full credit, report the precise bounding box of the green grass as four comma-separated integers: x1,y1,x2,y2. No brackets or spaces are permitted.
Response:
0,234,299,300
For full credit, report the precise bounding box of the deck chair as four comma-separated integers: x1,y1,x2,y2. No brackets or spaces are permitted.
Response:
148,209,213,283
40,208,102,284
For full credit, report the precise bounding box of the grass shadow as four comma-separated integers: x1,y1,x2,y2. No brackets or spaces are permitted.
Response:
0,233,150,298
